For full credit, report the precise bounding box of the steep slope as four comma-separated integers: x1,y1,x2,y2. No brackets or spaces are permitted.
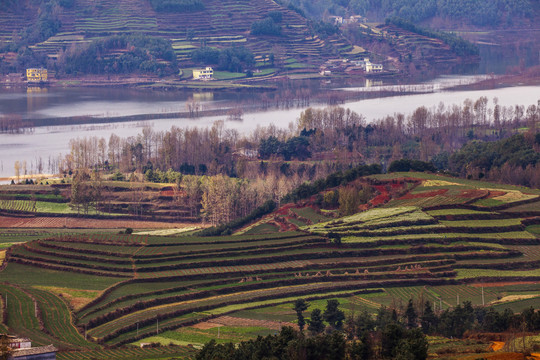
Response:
2,0,343,69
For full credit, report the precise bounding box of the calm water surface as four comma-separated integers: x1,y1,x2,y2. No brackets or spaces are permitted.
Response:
0,77,539,179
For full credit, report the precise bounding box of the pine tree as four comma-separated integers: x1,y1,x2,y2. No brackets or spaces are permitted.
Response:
293,299,309,332
308,308,325,335
323,299,345,330
405,299,417,328
420,301,437,334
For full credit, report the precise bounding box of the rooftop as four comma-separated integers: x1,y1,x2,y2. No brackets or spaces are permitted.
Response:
11,345,57,357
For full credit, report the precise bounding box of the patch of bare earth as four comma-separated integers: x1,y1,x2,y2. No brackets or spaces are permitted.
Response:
0,215,198,229
191,322,223,330
193,316,298,331
34,286,100,310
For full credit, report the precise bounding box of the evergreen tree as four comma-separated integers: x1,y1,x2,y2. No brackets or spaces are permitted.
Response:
420,301,437,334
308,308,325,335
381,323,404,359
293,298,309,332
348,331,373,360
323,299,346,330
395,328,428,360
405,299,417,328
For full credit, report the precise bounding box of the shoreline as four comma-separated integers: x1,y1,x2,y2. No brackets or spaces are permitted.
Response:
0,174,58,183
1,75,281,92
0,69,404,92
1,72,536,132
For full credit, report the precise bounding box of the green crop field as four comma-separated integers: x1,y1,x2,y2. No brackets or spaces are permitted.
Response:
439,219,523,227
527,225,540,236
57,346,196,360
291,207,330,224
426,209,493,216
456,268,540,279
1,173,539,358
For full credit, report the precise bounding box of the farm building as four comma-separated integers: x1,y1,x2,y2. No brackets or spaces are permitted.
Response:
6,335,32,349
329,15,366,26
192,67,214,80
328,16,343,25
9,344,57,359
25,68,48,83
363,58,383,73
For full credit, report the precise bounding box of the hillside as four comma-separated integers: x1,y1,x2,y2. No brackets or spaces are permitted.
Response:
0,181,202,223
0,0,490,79
1,172,540,358
0,0,357,76
283,0,538,28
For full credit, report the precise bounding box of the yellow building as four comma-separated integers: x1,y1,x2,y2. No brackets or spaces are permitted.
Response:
192,67,213,80
26,68,48,82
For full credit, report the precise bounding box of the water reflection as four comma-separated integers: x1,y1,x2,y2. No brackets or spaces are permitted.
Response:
26,87,48,113
1,80,539,179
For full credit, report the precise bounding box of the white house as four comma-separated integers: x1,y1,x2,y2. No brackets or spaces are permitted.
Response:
192,67,214,80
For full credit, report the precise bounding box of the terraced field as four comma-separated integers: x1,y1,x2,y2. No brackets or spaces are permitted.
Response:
1,173,539,357
2,0,345,70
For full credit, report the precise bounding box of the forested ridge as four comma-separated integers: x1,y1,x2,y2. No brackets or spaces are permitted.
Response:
385,17,479,56
58,35,178,76
280,0,535,26
1,0,536,76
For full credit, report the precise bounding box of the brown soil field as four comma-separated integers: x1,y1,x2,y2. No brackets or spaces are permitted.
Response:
478,353,526,360
192,315,298,331
0,215,195,229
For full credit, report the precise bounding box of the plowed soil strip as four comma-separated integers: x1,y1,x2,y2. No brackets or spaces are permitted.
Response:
0,216,194,229
192,315,298,331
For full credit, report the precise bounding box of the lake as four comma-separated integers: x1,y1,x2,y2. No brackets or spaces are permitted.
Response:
0,76,539,179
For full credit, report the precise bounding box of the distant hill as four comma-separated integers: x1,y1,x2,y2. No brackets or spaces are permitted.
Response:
0,0,487,77
282,0,537,27
0,0,356,75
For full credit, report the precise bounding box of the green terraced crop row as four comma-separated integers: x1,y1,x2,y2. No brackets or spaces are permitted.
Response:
57,346,195,360
426,209,494,216
457,268,540,279
343,231,536,243
25,287,99,349
439,219,523,227
1,263,124,290
2,187,538,351
0,284,72,347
